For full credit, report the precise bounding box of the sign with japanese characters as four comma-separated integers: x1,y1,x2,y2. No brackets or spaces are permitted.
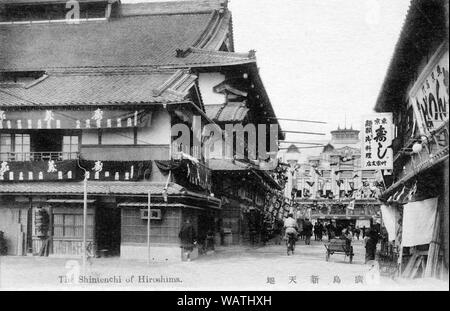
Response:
0,109,152,129
362,113,393,170
409,46,449,136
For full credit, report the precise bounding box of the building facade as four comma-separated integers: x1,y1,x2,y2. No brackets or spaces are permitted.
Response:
374,0,449,280
287,128,381,229
0,0,281,259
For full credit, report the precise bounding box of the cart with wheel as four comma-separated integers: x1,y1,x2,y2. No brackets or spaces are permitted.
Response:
324,238,354,263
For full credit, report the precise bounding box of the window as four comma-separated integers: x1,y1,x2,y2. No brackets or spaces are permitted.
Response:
62,136,79,160
14,134,30,161
0,134,12,161
53,214,93,238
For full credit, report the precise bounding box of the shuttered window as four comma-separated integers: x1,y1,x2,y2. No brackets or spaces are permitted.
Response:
53,214,93,238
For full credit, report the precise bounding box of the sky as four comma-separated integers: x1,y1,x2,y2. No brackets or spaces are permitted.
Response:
123,0,410,144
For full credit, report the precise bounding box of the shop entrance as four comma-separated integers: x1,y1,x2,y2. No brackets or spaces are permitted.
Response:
95,205,121,257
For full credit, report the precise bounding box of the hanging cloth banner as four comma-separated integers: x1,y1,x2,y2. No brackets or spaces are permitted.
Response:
155,160,183,172
0,160,79,181
79,160,152,181
0,109,152,129
402,197,438,247
380,204,399,241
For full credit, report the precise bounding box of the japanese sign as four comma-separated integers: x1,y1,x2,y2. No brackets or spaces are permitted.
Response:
362,113,393,170
409,46,449,136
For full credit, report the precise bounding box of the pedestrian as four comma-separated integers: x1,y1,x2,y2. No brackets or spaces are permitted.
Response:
362,226,367,238
316,221,324,241
303,218,313,245
273,218,283,245
355,226,361,240
313,222,320,241
340,227,353,250
179,219,197,261
365,228,379,263
205,229,215,251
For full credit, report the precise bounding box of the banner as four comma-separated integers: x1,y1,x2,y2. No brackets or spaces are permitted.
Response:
0,109,152,129
361,113,393,170
380,204,399,241
409,46,449,136
402,197,438,247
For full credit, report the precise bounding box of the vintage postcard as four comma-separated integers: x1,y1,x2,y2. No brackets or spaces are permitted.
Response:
0,0,448,293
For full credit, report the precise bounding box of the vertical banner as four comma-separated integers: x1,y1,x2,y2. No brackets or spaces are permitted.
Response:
362,113,393,170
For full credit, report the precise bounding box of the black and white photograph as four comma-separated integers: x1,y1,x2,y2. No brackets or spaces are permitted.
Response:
0,0,448,293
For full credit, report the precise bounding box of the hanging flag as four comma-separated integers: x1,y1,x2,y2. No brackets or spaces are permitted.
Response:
347,199,355,210
407,181,418,202
393,186,408,203
314,168,323,177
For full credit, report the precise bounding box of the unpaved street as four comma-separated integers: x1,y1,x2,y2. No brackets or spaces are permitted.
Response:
0,240,447,291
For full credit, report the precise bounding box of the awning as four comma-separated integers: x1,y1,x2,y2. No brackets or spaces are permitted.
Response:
47,199,96,204
117,202,205,210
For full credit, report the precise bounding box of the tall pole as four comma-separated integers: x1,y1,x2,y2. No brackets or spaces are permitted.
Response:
82,175,87,273
147,190,151,265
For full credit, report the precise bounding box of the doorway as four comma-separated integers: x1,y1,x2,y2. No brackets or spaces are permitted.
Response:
95,205,121,257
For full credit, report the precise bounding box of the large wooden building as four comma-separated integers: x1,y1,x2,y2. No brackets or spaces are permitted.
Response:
284,127,381,229
374,0,448,279
0,0,282,260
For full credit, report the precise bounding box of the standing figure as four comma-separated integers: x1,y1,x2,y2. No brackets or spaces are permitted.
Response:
303,218,313,245
365,228,380,263
273,218,284,245
179,219,197,261
362,226,367,238
355,226,361,240
316,221,324,241
313,222,320,241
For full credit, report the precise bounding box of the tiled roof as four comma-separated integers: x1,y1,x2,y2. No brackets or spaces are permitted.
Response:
0,4,249,71
0,181,185,195
120,1,226,17
204,102,249,122
0,0,108,3
0,70,196,107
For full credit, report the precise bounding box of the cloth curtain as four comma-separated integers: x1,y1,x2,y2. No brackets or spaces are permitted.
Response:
381,204,398,241
402,197,438,247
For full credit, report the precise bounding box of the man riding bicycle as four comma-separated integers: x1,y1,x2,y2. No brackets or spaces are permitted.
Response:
284,213,298,255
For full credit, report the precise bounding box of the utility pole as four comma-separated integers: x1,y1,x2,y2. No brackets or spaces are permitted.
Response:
147,190,151,265
82,174,87,274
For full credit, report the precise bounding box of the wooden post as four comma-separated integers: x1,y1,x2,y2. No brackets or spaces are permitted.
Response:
147,191,151,265
424,208,441,277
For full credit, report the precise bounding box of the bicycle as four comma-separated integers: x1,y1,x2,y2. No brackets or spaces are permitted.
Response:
286,232,296,255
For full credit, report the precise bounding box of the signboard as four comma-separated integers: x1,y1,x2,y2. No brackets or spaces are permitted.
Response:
409,45,449,136
0,109,152,129
362,113,393,170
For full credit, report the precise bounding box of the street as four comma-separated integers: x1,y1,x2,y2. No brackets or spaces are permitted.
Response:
0,240,446,291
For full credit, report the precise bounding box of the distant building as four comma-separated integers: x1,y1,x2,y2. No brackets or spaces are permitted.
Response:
290,127,381,229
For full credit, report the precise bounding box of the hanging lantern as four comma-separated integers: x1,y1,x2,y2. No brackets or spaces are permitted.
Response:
412,142,422,153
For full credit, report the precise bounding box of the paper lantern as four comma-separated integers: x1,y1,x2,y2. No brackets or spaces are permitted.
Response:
412,142,422,153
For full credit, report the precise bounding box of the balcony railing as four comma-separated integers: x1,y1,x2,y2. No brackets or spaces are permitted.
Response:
0,152,79,162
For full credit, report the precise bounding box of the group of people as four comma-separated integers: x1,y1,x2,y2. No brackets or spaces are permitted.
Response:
178,216,382,263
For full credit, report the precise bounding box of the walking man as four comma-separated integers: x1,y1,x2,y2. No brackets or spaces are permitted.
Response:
179,219,197,261
303,218,313,245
